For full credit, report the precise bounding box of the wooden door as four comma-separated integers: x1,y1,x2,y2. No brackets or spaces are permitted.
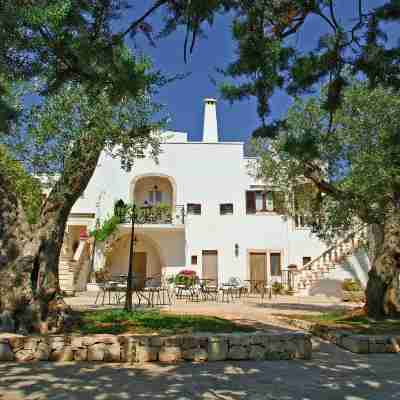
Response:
133,252,147,289
250,253,267,292
202,250,218,286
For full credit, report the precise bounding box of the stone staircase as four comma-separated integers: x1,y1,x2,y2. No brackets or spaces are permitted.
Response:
293,225,368,295
58,231,92,294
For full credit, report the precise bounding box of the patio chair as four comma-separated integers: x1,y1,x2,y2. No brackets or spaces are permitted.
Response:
199,279,219,302
226,277,248,298
94,280,121,306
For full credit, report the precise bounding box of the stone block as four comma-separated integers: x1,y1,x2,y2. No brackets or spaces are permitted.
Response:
74,348,88,361
49,337,65,351
387,337,400,353
0,342,14,361
136,346,158,363
341,336,369,354
84,334,118,346
35,342,50,361
228,345,248,360
249,345,265,361
228,334,251,347
296,337,312,360
150,336,162,347
8,336,24,352
15,349,35,362
104,343,121,362
182,348,208,362
50,346,74,362
121,337,137,363
159,346,182,363
161,336,182,347
266,339,285,353
369,342,387,353
208,339,228,361
71,336,84,349
249,333,268,345
23,337,40,351
181,336,199,350
88,343,105,361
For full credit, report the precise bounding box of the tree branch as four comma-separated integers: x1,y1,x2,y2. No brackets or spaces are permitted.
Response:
120,0,168,38
329,0,340,30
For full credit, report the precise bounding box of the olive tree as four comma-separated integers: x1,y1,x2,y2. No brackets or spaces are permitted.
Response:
251,83,400,319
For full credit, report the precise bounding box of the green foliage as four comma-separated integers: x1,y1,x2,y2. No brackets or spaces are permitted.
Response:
282,312,400,334
0,145,42,224
272,282,284,295
342,279,363,292
251,83,400,242
90,215,121,242
174,270,198,286
218,1,400,136
77,309,254,335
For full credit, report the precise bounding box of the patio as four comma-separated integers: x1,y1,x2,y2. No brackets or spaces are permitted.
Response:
65,291,355,334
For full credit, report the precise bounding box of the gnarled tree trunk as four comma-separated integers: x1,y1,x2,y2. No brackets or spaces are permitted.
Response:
366,211,400,319
0,137,103,333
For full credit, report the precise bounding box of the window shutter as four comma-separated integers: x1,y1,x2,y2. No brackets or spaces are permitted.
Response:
246,191,256,214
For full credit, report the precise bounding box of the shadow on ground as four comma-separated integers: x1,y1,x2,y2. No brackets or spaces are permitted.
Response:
0,340,399,400
255,301,351,314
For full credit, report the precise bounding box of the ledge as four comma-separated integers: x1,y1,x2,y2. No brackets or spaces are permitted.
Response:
0,332,311,363
279,317,400,354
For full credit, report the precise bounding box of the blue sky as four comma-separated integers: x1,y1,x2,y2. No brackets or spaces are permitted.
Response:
126,1,392,142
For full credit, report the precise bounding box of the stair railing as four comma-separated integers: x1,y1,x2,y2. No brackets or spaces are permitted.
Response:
292,224,368,289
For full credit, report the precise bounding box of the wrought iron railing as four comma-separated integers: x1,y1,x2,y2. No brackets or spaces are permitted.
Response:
122,205,185,225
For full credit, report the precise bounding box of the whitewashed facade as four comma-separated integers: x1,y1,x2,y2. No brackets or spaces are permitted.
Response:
61,99,369,295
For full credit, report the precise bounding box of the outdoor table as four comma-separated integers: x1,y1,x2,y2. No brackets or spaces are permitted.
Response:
244,279,272,300
94,281,125,306
220,283,239,303
198,279,218,301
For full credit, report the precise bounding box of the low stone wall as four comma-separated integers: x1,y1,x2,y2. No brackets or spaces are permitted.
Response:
0,332,312,363
280,317,400,354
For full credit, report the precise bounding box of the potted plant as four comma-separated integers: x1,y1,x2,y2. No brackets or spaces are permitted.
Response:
175,270,198,286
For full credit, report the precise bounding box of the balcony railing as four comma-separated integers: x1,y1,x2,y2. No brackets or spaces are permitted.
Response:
122,205,185,225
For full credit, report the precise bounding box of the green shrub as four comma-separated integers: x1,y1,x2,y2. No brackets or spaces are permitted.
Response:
272,282,284,295
342,279,362,292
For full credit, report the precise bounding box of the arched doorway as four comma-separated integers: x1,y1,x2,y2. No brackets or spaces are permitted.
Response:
105,233,163,287
130,174,176,207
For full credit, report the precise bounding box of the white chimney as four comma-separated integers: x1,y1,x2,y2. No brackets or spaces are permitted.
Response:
202,98,219,142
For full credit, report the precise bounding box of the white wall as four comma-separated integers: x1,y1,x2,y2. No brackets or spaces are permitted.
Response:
71,139,328,285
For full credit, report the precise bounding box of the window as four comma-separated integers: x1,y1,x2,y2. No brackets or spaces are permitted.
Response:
246,191,284,214
220,203,234,215
187,203,201,215
191,255,198,265
148,190,163,205
270,252,282,276
302,256,312,266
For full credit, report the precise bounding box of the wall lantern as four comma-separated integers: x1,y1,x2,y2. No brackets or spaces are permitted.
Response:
234,243,239,257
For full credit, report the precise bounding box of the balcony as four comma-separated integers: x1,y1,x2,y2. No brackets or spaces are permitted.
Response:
122,204,185,226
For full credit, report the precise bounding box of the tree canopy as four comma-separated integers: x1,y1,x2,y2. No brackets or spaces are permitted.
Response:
251,82,400,317
219,0,400,136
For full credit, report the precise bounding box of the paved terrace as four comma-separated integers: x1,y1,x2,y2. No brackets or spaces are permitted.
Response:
65,292,356,333
1,339,399,400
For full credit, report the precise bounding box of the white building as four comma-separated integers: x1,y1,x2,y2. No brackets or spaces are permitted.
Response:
60,99,369,297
